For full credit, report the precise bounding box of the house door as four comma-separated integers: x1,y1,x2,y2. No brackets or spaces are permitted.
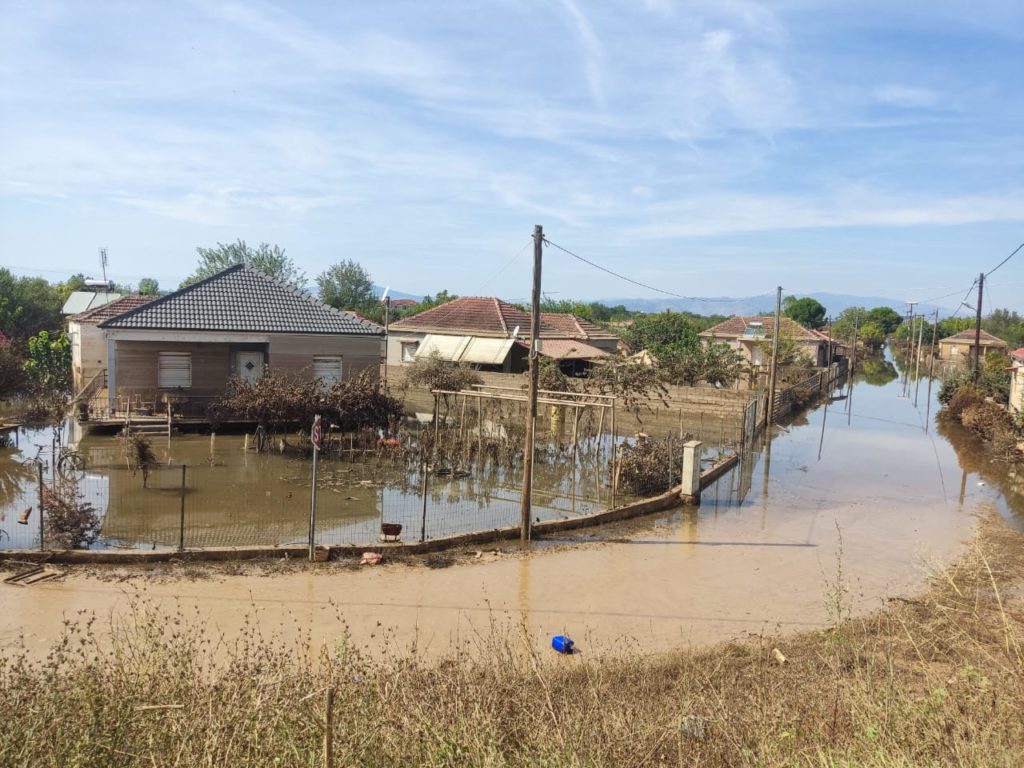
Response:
237,351,264,385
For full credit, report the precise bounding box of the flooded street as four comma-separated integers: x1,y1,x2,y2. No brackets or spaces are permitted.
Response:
3,354,1021,659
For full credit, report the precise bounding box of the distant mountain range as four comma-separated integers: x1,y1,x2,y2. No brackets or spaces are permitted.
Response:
372,285,951,318
597,292,949,318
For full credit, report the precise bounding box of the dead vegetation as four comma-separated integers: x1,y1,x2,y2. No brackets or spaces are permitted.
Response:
2,519,1023,766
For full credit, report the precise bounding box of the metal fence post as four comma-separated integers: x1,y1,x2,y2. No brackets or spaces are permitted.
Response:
38,463,45,551
420,459,429,543
179,464,186,552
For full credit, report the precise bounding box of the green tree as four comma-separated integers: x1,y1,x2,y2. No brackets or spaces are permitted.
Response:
137,278,161,296
408,290,459,315
0,337,28,400
24,330,71,395
317,260,376,313
181,240,305,289
857,320,887,350
782,296,827,329
56,274,88,302
865,306,903,335
622,311,700,362
0,269,63,341
983,308,1024,348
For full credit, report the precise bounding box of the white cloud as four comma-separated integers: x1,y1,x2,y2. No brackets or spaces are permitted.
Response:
875,85,941,109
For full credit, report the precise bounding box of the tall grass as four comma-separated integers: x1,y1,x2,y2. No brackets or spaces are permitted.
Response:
2,521,1023,767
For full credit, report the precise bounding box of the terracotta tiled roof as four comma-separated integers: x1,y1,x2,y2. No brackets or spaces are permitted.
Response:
72,295,157,323
100,265,382,335
698,316,821,342
539,313,619,341
938,329,1008,347
1010,347,1024,361
389,298,417,308
390,297,619,341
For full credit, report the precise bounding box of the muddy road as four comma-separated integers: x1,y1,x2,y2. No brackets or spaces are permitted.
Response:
3,355,1020,659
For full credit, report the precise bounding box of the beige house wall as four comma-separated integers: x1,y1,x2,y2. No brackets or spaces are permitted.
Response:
1010,362,1024,416
68,320,110,394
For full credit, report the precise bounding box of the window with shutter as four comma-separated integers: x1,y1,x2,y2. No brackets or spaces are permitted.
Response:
313,356,343,386
158,352,192,388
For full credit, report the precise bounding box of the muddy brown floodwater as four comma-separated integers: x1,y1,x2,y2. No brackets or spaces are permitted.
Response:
2,354,1021,659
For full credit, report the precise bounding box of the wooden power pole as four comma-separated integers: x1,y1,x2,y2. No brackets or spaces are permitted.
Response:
765,286,783,427
520,225,543,541
973,271,984,382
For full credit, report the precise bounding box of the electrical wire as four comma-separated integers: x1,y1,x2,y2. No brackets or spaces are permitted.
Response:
542,237,718,301
985,239,1024,277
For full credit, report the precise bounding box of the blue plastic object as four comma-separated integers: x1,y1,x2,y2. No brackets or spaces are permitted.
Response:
551,635,575,654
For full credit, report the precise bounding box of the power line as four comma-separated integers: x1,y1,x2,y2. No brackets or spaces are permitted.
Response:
542,237,716,301
949,280,978,319
985,239,1024,277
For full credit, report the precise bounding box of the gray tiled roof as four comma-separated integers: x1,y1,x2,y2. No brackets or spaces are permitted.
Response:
99,265,383,335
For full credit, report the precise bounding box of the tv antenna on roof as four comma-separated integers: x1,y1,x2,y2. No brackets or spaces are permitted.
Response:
99,248,109,286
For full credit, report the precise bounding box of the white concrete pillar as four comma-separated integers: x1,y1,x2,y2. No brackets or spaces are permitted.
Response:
681,439,703,501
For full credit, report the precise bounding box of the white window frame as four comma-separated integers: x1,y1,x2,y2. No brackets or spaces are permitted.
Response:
401,341,420,363
158,351,192,389
313,356,343,386
951,345,958,356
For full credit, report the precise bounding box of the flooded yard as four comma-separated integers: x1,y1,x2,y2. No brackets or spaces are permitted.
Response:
3,352,1021,658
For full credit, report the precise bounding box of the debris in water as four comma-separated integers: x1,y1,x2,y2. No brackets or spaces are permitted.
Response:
360,552,383,566
772,647,788,665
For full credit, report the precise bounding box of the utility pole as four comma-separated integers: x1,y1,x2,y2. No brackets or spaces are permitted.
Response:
924,309,939,430
912,315,924,407
973,272,984,382
765,286,782,428
520,225,543,542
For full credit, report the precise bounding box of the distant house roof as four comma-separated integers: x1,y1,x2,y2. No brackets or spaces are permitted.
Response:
71,295,157,324
699,316,822,342
62,291,123,316
938,329,1008,348
1011,347,1024,361
100,265,382,335
390,296,619,342
539,313,619,342
389,298,417,309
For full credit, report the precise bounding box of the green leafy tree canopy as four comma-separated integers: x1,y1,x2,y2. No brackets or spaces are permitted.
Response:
782,296,827,329
317,260,376,313
182,240,305,289
138,278,161,296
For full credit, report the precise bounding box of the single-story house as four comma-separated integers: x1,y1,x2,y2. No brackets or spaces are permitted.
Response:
68,294,157,399
1009,348,1024,416
91,265,383,416
698,316,835,368
388,298,418,310
386,296,619,373
937,329,1008,363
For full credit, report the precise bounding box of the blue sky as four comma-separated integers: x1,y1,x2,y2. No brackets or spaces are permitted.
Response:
2,0,1023,311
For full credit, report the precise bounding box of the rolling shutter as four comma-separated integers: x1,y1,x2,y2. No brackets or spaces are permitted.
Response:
313,356,343,386
158,352,192,388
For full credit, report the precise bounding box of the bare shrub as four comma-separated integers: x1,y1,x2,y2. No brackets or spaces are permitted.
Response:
616,436,682,496
43,480,101,549
945,384,987,421
123,432,158,487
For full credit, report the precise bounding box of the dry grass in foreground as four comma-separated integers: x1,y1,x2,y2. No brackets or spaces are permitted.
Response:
2,519,1023,767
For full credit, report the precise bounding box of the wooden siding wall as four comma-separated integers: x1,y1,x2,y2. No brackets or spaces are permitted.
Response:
267,334,381,380
113,335,382,402
114,341,231,399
